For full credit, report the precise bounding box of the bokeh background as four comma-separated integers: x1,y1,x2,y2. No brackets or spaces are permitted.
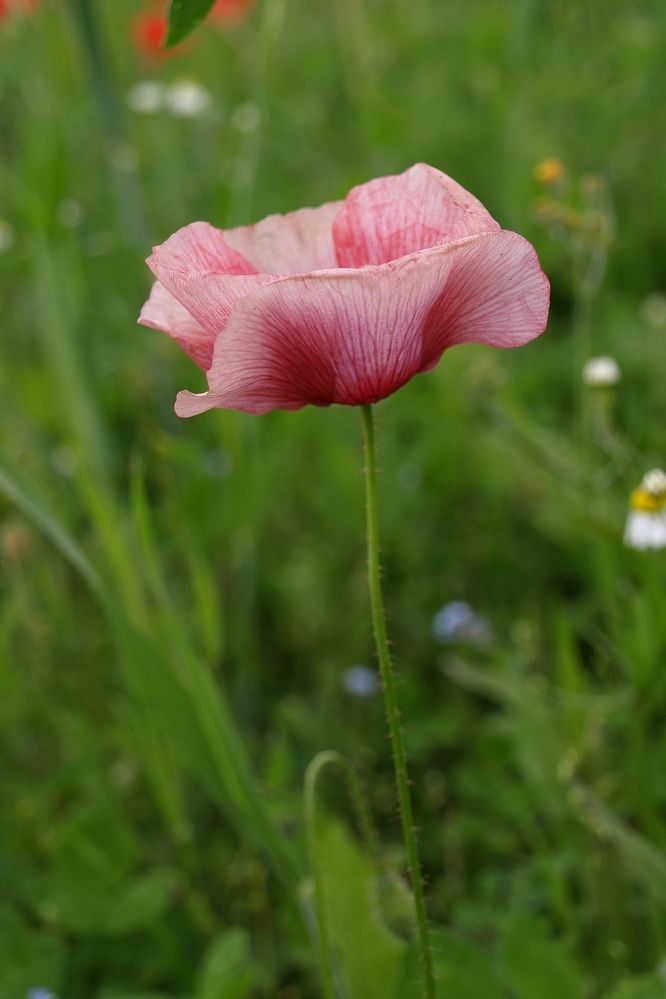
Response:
1,0,665,996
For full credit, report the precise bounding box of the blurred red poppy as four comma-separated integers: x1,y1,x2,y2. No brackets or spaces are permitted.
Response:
131,11,171,59
0,0,39,19
210,0,254,24
129,0,251,56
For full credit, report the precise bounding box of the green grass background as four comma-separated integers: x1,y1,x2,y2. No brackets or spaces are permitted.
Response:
1,0,665,996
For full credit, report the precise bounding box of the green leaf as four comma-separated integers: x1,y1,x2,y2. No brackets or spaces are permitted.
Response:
570,786,666,903
502,917,585,999
99,993,192,999
318,821,406,999
197,928,257,999
606,976,666,999
167,0,217,46
398,928,505,999
25,851,179,937
105,868,180,936
0,908,65,999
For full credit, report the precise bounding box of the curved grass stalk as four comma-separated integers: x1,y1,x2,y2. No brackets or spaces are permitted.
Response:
304,749,381,999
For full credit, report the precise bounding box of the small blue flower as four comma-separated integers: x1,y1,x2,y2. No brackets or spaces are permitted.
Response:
27,989,58,999
342,665,380,698
432,601,492,648
203,447,233,478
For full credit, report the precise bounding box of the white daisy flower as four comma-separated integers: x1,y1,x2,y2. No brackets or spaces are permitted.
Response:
582,355,621,387
127,80,165,114
624,468,666,550
165,80,212,118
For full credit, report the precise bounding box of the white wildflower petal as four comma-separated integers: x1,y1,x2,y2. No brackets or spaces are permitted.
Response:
624,510,666,551
642,468,666,497
165,80,212,118
127,80,165,114
582,355,621,387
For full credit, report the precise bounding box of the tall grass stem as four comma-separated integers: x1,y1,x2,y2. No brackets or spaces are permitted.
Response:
70,0,147,243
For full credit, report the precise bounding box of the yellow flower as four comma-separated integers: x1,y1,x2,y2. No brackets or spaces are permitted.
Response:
629,489,661,514
533,158,565,185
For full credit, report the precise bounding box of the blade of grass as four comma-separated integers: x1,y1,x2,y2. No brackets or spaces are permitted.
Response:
0,451,302,886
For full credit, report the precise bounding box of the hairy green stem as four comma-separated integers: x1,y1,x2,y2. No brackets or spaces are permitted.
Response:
360,404,437,999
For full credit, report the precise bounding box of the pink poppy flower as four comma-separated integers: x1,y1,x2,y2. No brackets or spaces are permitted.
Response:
139,164,550,416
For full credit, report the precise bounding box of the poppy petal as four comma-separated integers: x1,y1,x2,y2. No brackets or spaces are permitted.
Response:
149,220,257,276
418,229,550,367
222,201,342,274
147,222,275,339
333,163,500,268
138,281,214,370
